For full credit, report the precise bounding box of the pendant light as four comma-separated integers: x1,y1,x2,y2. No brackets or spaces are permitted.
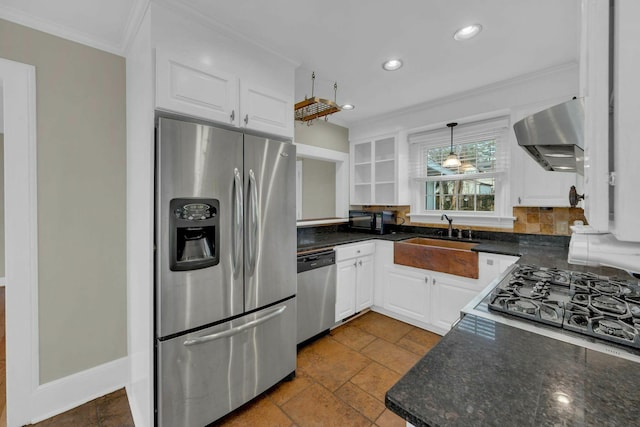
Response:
443,122,461,168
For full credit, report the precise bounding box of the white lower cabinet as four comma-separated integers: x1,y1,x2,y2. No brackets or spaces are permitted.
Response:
335,242,375,322
478,252,520,287
373,240,520,335
335,259,357,321
383,265,430,324
429,273,479,332
355,254,374,312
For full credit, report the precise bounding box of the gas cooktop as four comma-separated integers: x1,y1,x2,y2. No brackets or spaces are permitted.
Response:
488,264,640,350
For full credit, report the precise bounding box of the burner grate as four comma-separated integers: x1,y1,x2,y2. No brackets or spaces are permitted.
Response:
488,264,640,350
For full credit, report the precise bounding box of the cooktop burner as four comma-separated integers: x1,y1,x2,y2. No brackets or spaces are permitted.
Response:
488,264,640,350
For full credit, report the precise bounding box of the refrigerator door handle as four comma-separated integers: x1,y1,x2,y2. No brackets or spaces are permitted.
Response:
247,169,259,277
183,305,287,346
232,167,243,278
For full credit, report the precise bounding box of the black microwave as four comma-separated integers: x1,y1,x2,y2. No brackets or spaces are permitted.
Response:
349,210,395,234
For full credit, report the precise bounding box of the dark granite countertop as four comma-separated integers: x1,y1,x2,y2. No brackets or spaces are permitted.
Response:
386,314,640,427
297,225,637,425
297,227,622,276
296,230,418,253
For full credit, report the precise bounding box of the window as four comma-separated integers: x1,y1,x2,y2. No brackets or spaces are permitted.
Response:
409,116,509,218
424,139,497,212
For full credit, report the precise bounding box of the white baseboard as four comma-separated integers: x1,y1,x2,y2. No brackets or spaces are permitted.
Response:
29,356,129,424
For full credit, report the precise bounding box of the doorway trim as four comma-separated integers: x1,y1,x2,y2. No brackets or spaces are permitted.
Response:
1,57,39,426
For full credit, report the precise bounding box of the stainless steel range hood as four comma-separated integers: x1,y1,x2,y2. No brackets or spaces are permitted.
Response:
513,98,584,173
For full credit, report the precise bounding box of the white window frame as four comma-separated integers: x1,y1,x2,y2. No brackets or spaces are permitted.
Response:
407,115,515,229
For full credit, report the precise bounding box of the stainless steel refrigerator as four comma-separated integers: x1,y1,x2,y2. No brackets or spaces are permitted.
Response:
154,115,297,427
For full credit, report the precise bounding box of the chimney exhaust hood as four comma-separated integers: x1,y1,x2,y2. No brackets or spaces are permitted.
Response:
513,98,584,173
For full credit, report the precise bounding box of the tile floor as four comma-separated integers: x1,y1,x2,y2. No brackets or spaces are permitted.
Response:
12,310,441,427
215,311,441,426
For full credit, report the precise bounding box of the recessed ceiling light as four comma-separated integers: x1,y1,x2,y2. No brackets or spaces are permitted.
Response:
341,104,355,110
382,59,403,71
454,24,483,41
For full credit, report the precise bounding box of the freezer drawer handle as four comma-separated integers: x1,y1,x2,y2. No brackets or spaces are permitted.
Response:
183,305,287,346
232,168,243,278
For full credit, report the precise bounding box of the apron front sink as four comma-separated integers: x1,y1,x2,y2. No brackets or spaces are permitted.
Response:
394,237,479,278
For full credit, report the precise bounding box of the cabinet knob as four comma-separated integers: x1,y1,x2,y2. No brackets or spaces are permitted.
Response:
244,114,249,125
230,109,235,122
353,261,358,267
432,278,436,285
358,260,362,266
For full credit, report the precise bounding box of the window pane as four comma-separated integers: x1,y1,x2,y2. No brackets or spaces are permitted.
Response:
458,195,476,211
423,177,495,212
425,181,437,210
477,195,495,211
426,139,496,177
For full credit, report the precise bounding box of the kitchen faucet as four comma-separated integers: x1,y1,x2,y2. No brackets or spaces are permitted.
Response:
441,214,453,237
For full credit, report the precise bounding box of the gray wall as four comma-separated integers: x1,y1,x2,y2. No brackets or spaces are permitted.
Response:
300,158,335,219
295,121,348,219
295,120,349,153
0,19,127,383
0,134,4,277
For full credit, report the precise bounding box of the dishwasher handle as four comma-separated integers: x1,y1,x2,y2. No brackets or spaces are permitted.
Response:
297,250,335,273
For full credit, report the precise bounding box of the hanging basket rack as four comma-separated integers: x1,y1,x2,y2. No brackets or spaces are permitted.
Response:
294,72,341,122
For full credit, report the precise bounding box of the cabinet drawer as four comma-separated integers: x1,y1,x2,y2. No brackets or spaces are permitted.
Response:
335,241,375,261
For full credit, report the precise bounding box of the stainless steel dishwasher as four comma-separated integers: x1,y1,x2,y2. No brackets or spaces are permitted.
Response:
297,249,336,345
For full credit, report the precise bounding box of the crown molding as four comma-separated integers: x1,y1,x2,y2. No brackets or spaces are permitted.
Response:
152,0,300,68
121,0,151,56
0,3,123,56
0,0,150,57
350,61,579,128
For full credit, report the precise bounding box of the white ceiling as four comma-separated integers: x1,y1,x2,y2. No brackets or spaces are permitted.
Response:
0,0,581,126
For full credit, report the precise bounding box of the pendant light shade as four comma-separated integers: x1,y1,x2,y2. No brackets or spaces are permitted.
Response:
443,122,461,168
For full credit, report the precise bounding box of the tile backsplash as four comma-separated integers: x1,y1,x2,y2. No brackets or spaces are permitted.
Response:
353,205,588,237
513,206,587,236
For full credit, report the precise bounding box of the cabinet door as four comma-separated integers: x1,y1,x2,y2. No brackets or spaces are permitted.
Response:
430,275,477,332
383,265,430,323
156,49,238,126
355,254,374,312
240,81,293,138
478,253,520,287
374,241,394,307
335,260,357,322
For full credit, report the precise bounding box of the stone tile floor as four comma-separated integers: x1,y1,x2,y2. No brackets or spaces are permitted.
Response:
18,310,441,426
215,311,441,426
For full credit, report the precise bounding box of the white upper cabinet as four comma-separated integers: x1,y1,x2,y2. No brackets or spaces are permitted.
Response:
240,81,293,137
155,48,294,138
350,133,409,205
156,49,238,126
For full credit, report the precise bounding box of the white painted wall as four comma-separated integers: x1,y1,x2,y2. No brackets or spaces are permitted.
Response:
125,4,154,427
349,63,580,215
